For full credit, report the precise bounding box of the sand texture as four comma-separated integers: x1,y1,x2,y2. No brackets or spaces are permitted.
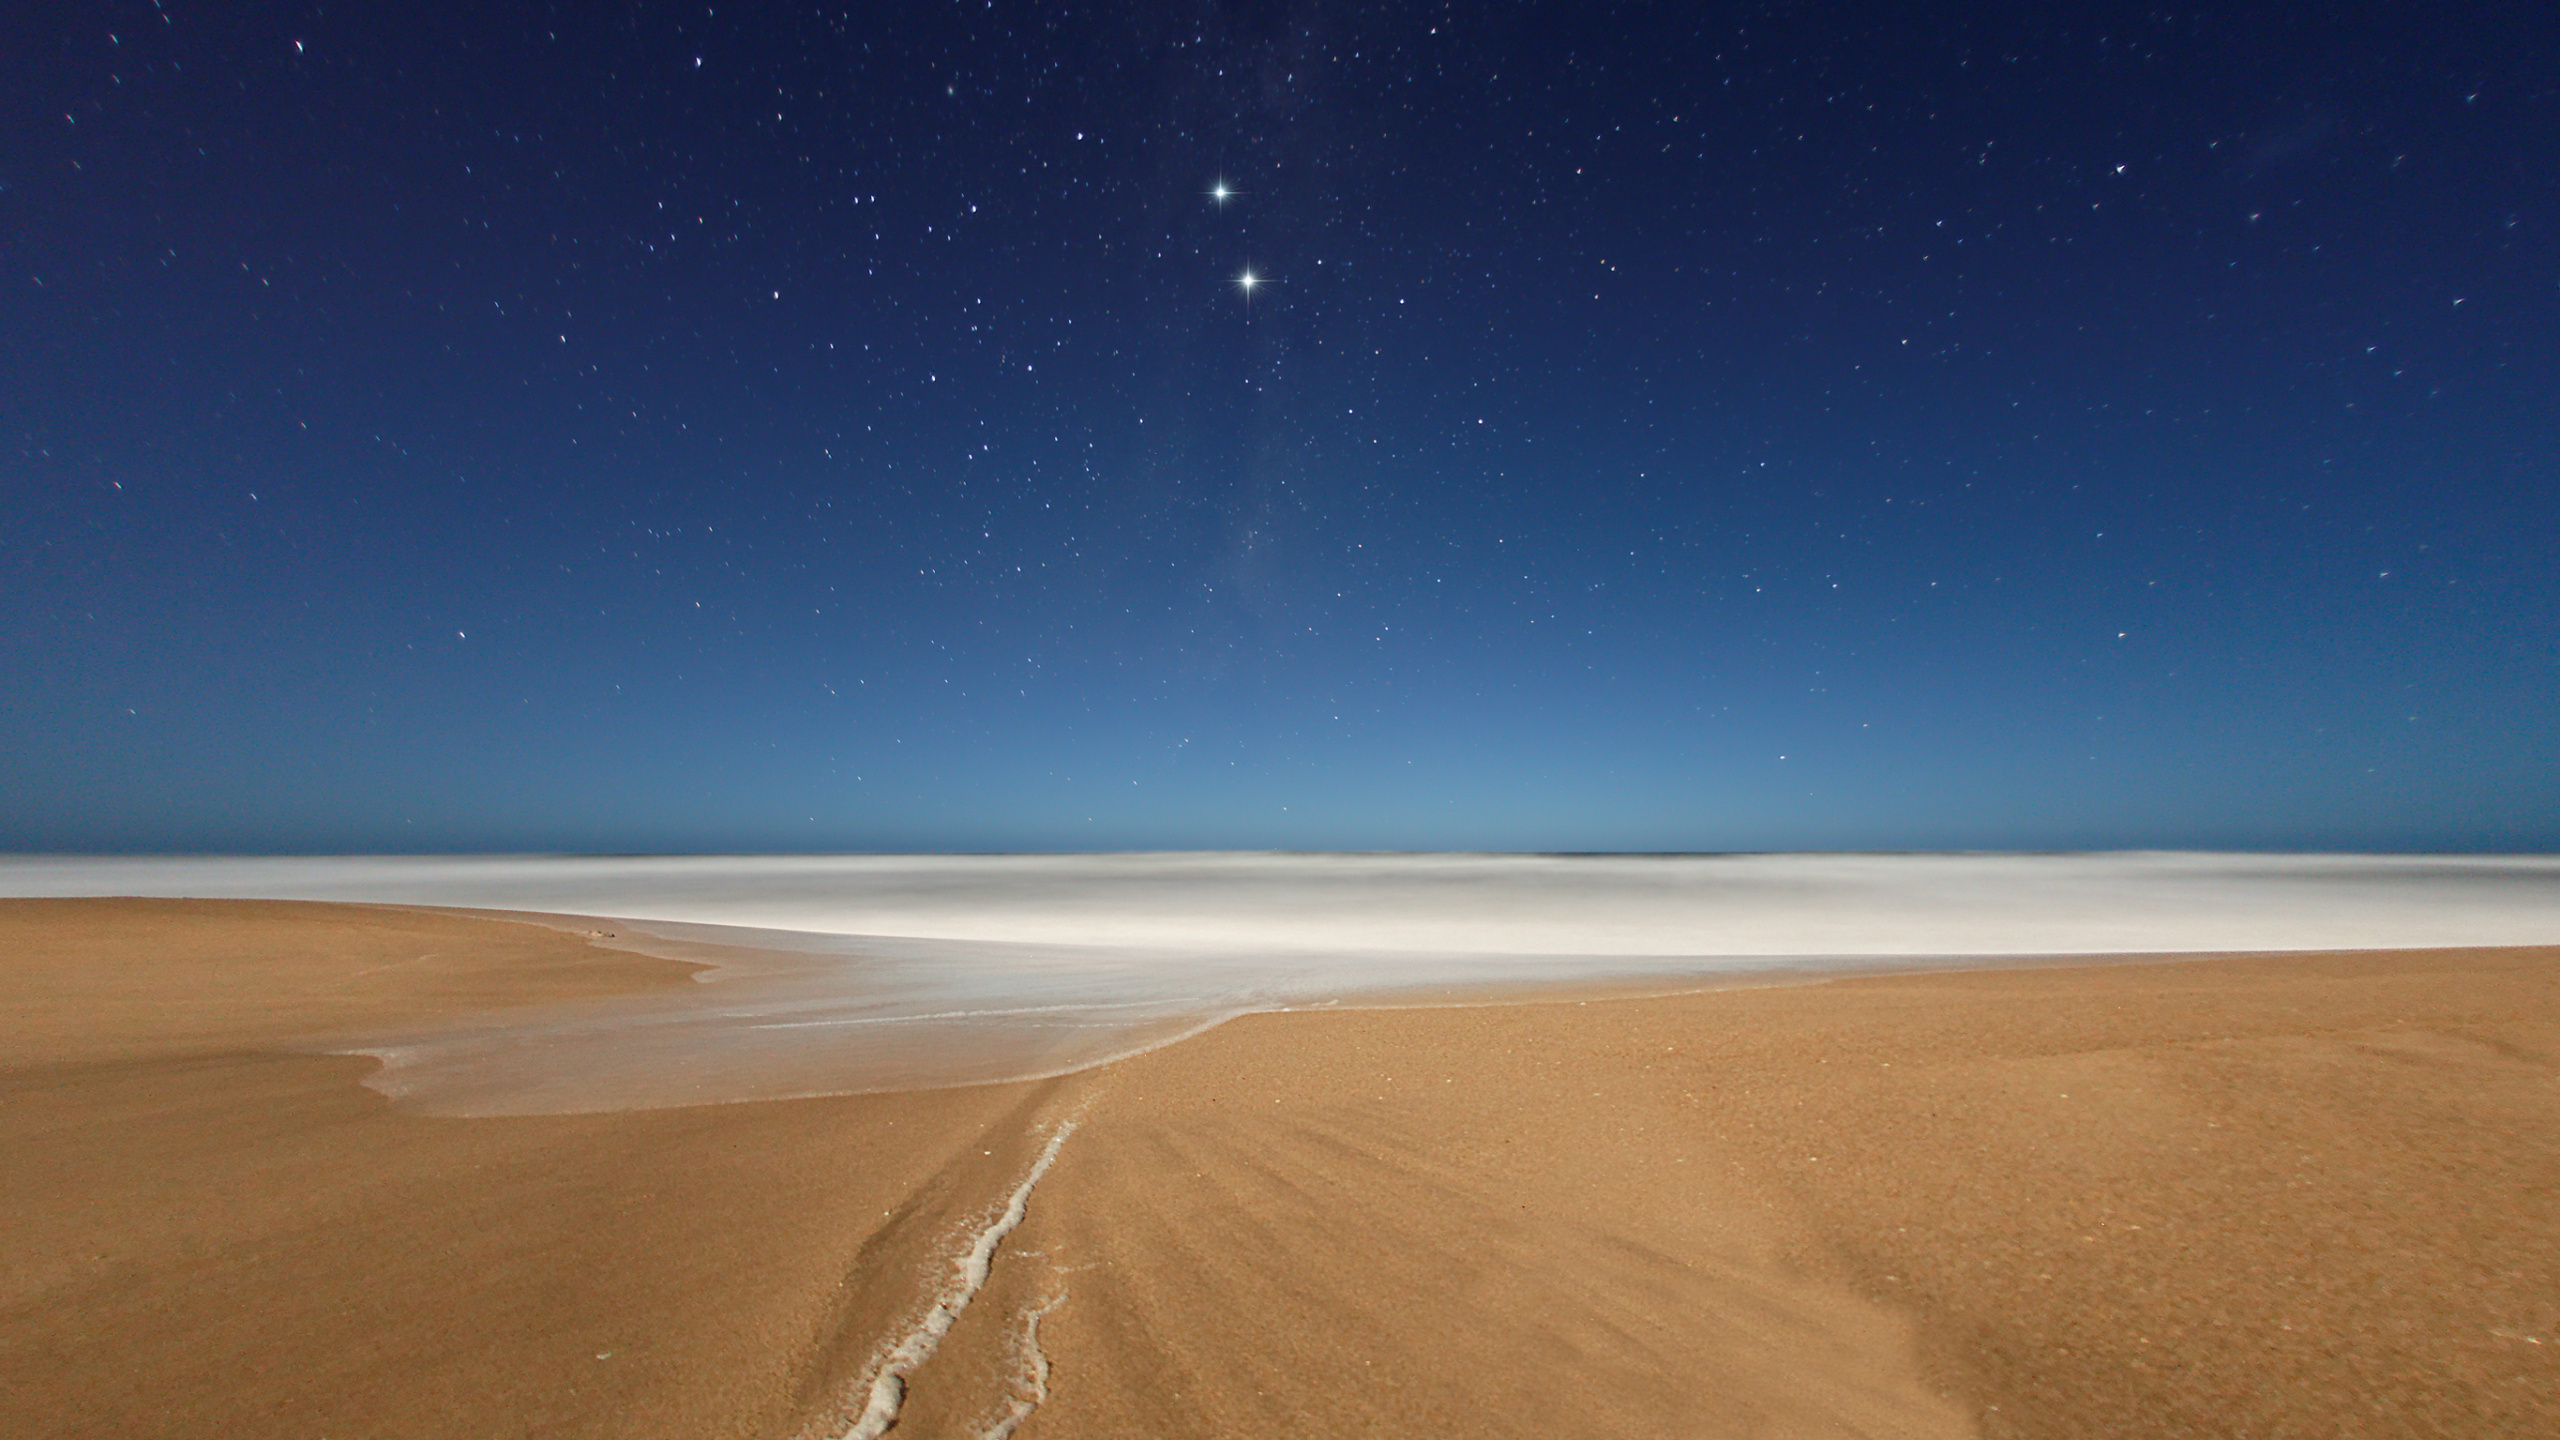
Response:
4,899,2556,1438
0,900,1069,1440
1002,950,2560,1439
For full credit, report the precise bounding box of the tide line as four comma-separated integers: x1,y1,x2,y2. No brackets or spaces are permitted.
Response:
978,1293,1068,1440
757,998,1201,1031
838,1121,1078,1440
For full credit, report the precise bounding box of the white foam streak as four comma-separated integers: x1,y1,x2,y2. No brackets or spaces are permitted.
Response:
840,1122,1075,1440
978,1294,1066,1440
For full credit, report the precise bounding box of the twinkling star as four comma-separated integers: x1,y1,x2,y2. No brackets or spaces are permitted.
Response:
1208,177,1236,206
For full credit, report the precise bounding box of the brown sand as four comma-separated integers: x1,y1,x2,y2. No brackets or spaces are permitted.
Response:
985,948,2560,1440
4,900,2555,1439
0,900,1073,1440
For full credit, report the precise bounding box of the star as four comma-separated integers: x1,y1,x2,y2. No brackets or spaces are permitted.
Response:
1208,177,1238,206
1236,266,1260,296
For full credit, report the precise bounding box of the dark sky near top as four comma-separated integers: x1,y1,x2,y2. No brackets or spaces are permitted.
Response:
5,1,2554,853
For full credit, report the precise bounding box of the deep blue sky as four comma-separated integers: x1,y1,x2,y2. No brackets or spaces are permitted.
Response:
5,1,2554,853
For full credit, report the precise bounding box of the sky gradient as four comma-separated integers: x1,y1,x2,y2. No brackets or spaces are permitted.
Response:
5,1,2555,853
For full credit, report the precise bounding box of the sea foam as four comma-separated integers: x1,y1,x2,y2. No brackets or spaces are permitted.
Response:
6,852,2556,1113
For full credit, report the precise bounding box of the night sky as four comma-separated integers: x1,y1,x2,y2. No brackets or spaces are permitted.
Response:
6,2,2554,854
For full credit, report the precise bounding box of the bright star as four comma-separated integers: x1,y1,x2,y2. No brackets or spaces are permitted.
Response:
1237,267,1260,295
1209,177,1236,206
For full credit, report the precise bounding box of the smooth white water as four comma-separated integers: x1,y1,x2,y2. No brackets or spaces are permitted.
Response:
14,851,2560,954
7,852,2556,1113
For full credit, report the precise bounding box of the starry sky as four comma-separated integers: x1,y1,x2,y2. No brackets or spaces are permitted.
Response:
5,1,2554,854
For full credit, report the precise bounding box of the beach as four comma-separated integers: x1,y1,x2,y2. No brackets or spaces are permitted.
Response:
3,897,2556,1437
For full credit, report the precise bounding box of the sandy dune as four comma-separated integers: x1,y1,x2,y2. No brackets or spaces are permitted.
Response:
4,899,2555,1438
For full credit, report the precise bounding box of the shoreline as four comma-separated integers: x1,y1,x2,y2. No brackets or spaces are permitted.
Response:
371,901,2560,1118
4,898,2555,1438
242,897,2560,1115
